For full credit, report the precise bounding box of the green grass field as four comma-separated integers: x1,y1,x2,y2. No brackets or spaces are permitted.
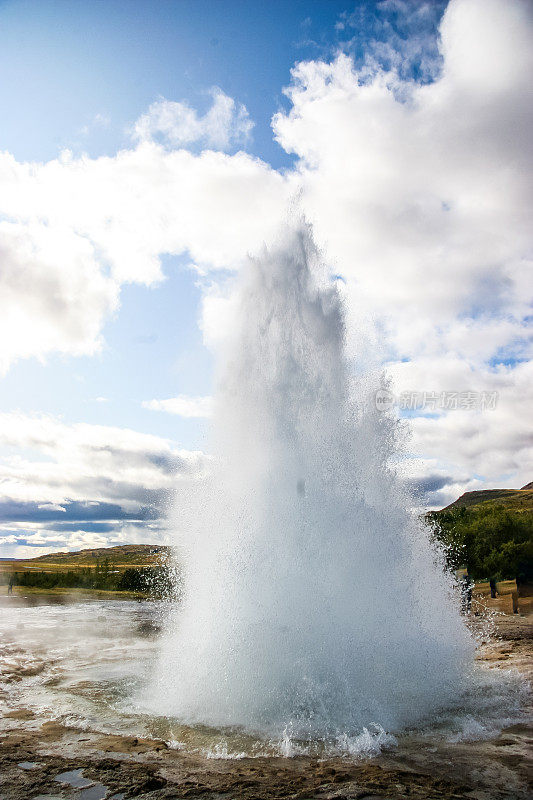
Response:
1,585,148,600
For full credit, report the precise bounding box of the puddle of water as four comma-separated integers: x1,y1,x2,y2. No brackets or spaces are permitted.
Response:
18,760,39,769
79,785,109,800
54,767,93,788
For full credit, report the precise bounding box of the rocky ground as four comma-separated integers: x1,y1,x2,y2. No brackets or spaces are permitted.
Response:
1,614,531,800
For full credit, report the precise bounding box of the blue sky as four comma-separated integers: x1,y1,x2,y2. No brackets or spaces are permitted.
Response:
0,0,530,557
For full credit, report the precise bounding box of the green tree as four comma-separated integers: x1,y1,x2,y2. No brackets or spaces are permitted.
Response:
427,503,533,580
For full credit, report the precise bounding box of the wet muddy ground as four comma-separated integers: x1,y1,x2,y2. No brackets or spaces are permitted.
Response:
1,606,531,800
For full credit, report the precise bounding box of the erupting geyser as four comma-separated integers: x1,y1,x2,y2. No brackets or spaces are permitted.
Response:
152,224,475,744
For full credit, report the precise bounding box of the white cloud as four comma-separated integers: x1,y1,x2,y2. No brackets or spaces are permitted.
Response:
143,395,213,418
132,89,254,150
37,503,66,513
0,411,207,510
0,220,118,374
0,145,287,281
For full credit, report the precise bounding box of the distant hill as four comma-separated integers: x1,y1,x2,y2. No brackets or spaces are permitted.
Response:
0,543,171,573
441,488,533,512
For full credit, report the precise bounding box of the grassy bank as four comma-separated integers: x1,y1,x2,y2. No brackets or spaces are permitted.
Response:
0,561,177,598
1,585,149,601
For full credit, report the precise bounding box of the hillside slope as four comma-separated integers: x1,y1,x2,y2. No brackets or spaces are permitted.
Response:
0,544,171,573
442,488,533,512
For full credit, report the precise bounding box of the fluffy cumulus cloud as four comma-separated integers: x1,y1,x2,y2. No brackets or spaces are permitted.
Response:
0,412,207,556
0,0,531,544
0,220,118,373
132,89,254,150
143,395,213,418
